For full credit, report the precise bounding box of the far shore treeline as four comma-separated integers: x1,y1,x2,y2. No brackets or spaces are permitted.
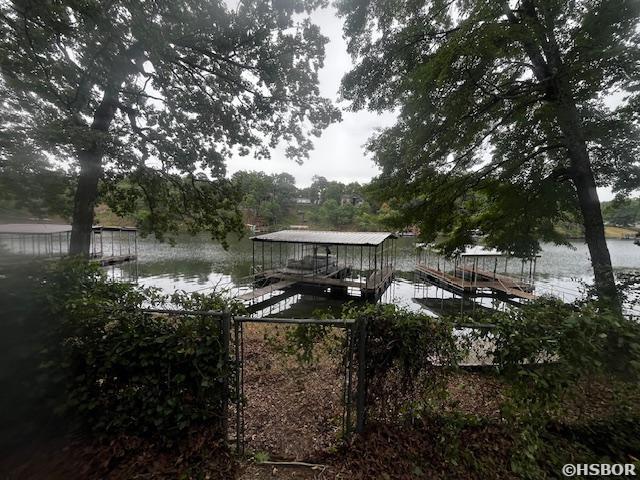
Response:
0,170,390,233
1,168,637,239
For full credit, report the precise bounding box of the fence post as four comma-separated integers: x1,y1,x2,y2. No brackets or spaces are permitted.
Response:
355,317,367,433
234,316,244,455
344,323,354,441
221,311,231,444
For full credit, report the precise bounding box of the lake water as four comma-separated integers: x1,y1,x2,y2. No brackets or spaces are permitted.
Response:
115,235,640,318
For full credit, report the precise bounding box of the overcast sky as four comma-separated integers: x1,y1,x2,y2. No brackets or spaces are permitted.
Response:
225,5,616,201
225,5,397,188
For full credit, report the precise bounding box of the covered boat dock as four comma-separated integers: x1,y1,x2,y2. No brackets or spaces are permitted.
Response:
0,223,137,266
241,230,396,312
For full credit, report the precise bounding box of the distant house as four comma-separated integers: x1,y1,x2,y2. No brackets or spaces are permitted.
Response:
295,197,312,204
398,226,420,237
340,194,364,206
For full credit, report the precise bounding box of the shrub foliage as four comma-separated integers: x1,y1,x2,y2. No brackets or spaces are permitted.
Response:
337,300,640,478
3,259,238,442
344,304,463,421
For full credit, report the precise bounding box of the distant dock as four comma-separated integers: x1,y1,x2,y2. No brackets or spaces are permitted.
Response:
0,223,138,267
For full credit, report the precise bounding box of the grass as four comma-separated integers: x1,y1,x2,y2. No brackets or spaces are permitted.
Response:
556,223,639,239
605,225,638,238
94,203,136,227
253,451,270,463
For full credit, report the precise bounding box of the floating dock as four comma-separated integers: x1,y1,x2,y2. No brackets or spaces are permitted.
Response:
415,245,537,305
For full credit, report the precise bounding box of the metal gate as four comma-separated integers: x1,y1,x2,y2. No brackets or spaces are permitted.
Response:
227,315,367,455
142,309,368,455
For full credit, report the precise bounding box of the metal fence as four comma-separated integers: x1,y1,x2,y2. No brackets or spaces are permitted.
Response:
141,309,367,454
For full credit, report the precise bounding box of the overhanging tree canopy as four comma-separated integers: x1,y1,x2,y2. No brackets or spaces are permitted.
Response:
337,0,640,303
0,0,340,252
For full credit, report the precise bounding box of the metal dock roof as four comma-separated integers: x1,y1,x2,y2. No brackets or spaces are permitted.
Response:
251,230,394,246
0,224,137,234
0,223,72,234
460,246,506,257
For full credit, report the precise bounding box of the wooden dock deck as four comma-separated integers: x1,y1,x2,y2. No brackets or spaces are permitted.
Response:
238,265,395,308
93,254,137,266
457,265,535,300
415,264,535,301
266,265,394,295
237,280,296,301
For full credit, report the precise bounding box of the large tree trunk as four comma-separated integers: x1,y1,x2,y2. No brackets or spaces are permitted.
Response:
509,1,620,307
554,92,619,306
68,88,118,256
68,150,103,256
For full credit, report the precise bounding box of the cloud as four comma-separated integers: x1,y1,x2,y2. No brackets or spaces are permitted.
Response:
225,5,397,187
224,4,617,202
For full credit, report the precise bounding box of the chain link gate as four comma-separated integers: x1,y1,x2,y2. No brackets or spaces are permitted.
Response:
225,316,367,455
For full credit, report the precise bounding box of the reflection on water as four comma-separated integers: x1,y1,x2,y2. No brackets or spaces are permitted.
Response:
117,235,640,317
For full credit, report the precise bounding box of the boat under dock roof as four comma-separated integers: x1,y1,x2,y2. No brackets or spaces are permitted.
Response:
251,230,395,246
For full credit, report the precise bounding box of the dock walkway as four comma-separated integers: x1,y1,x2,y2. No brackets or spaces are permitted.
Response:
459,266,535,300
415,264,535,301
237,280,296,301
94,254,137,266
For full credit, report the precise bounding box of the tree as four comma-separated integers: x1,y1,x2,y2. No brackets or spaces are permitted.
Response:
0,0,339,254
232,170,299,226
602,198,640,227
271,172,298,210
309,175,329,203
320,198,355,226
337,0,640,304
0,118,72,219
323,180,347,204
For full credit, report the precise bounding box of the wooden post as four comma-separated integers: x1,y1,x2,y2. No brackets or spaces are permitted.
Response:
360,246,363,288
373,246,377,285
355,317,367,433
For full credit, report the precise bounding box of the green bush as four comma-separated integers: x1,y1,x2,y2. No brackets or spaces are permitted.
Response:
471,299,640,478
344,303,462,421
3,259,239,442
339,300,640,478
477,299,640,402
56,309,228,437
0,261,65,449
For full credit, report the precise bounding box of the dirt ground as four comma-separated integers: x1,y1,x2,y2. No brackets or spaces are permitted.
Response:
235,323,509,479
239,323,345,461
3,323,635,479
